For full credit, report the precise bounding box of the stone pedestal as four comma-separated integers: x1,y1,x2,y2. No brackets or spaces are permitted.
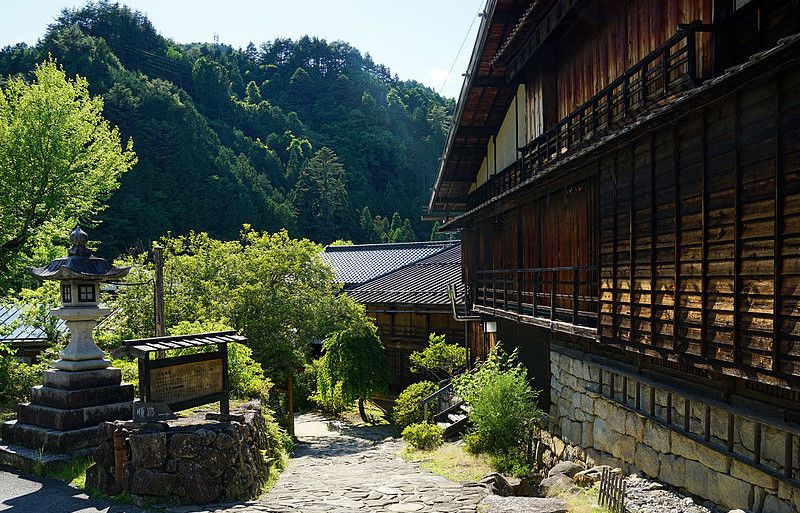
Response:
0,367,133,472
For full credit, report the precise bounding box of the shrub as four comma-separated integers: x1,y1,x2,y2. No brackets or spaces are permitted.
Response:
402,422,444,450
409,333,466,381
491,449,533,477
312,379,349,415
292,360,319,411
452,348,542,456
0,342,59,406
393,380,437,428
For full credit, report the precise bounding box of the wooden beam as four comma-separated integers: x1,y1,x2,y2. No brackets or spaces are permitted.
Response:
630,143,637,347
471,76,510,89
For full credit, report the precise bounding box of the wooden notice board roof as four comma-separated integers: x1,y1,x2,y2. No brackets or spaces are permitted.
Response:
122,331,246,358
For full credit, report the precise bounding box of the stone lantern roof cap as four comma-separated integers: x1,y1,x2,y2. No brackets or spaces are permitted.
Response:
29,226,130,282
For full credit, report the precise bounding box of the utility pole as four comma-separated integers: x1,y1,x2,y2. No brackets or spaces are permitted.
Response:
153,245,165,358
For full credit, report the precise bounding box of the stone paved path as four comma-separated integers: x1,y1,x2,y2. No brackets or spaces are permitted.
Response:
197,412,487,513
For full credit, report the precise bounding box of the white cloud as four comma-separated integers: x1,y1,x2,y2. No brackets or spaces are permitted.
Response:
426,67,450,86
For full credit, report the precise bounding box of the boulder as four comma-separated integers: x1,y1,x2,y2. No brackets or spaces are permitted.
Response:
548,460,584,478
539,473,576,495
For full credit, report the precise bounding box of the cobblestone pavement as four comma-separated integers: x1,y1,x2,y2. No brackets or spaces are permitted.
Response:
193,413,487,513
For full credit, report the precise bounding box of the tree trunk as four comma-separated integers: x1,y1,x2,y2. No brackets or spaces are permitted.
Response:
287,374,295,439
358,396,369,423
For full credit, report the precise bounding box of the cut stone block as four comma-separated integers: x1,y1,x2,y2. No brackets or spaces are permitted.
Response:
1,420,102,453
17,401,132,431
30,383,134,409
42,368,122,390
0,441,93,474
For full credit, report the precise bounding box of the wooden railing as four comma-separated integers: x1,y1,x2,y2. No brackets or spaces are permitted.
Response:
380,326,462,344
472,266,598,329
421,380,456,421
468,24,709,211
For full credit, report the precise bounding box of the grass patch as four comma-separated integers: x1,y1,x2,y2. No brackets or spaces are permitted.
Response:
340,400,391,427
47,457,93,489
0,405,15,423
551,485,610,513
400,442,494,483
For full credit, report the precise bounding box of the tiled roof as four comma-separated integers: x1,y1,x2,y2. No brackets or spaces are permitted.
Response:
346,244,465,306
321,241,459,287
0,304,66,347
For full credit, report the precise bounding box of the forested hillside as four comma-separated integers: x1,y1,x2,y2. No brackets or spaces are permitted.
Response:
0,2,454,256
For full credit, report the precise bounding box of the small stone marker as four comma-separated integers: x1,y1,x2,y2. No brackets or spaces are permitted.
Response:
132,401,173,422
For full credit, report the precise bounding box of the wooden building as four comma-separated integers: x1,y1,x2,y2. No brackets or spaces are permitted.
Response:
430,1,800,510
347,244,481,393
321,241,480,394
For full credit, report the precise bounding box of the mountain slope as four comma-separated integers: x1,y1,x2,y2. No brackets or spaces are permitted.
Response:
0,2,454,255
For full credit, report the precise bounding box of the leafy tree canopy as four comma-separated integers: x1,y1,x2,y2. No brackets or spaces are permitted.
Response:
316,297,388,421
0,58,136,290
409,333,467,381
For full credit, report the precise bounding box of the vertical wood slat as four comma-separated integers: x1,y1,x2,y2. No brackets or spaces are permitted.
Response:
785,432,793,479
773,77,784,373
630,144,637,344
700,107,709,359
612,155,619,343
733,91,742,365
650,133,657,346
673,124,681,351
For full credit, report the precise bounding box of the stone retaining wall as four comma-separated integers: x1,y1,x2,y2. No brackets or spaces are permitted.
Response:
541,348,800,513
86,407,275,504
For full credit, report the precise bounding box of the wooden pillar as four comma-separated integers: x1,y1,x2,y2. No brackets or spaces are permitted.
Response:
153,245,166,359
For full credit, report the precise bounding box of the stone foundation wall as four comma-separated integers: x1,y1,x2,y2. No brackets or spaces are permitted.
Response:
542,348,800,513
86,407,275,504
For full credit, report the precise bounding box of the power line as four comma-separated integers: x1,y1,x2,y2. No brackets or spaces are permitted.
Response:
438,0,486,96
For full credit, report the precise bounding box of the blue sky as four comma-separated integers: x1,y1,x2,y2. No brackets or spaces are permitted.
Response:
0,0,486,99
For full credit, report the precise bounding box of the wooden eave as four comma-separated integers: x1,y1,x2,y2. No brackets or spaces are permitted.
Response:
428,0,533,214
441,33,800,230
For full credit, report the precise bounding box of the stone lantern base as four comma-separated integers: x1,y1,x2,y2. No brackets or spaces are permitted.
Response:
0,367,133,472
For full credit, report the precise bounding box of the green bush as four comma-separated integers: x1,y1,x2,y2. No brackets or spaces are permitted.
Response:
111,357,139,394
453,348,542,456
0,342,58,406
402,422,444,450
491,449,533,478
409,333,466,381
312,378,349,415
393,380,437,428
292,360,319,412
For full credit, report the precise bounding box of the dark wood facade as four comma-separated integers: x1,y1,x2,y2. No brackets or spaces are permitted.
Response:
369,308,468,393
432,0,800,398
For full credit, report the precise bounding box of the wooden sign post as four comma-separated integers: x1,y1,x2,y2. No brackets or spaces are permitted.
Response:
122,331,245,417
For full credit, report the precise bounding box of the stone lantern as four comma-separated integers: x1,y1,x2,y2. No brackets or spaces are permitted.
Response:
0,227,134,469
30,226,130,371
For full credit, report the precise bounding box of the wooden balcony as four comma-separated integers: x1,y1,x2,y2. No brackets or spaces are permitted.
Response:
471,265,598,338
467,23,710,211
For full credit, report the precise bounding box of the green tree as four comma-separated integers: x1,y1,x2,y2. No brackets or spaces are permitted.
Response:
291,147,353,243
244,80,262,104
409,333,467,381
0,58,136,290
317,299,388,422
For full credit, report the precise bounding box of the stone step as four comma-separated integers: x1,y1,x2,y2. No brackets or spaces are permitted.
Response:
0,440,93,474
42,368,122,391
1,420,102,454
30,383,134,409
17,401,132,431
